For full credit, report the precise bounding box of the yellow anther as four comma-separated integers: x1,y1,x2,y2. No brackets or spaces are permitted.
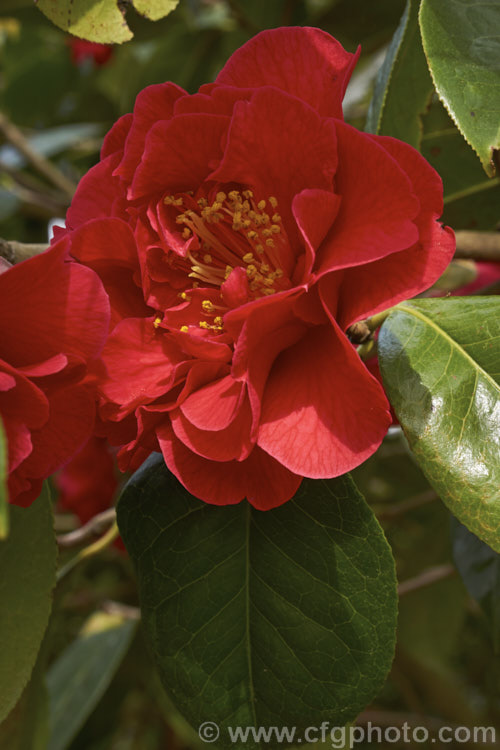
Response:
228,190,240,201
164,195,183,206
262,228,272,237
203,254,213,263
243,190,253,199
260,263,270,273
262,288,276,295
246,264,257,278
199,321,210,329
182,227,191,239
269,196,278,208
216,191,226,202
263,277,275,287
202,300,215,313
242,252,254,263
271,224,281,234
272,214,281,223
255,244,264,255
153,316,162,328
197,198,208,207
274,268,284,278
225,265,233,279
257,199,266,210
179,291,191,301
266,238,275,247
180,325,189,333
247,230,258,240
214,316,223,326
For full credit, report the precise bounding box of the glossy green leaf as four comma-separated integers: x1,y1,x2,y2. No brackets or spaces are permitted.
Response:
365,0,433,147
117,455,397,748
452,519,500,651
419,0,500,176
36,0,180,43
47,612,137,750
0,417,8,539
378,297,500,552
0,484,57,723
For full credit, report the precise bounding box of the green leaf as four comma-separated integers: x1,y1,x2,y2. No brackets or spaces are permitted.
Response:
47,612,137,750
36,0,179,43
117,455,397,748
452,519,500,651
365,0,433,148
0,417,9,539
419,0,500,176
0,484,57,723
132,0,179,22
378,297,500,552
421,115,500,230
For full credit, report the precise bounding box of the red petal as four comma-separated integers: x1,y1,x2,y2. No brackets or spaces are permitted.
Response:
314,122,420,276
258,324,391,477
116,82,186,183
0,239,110,367
101,113,133,159
157,424,302,509
180,375,245,430
292,189,341,281
66,153,127,229
209,90,338,243
130,114,228,199
216,27,359,119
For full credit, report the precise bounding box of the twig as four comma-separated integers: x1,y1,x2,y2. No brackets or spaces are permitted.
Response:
57,520,120,581
0,111,77,198
376,489,438,521
454,230,500,262
0,237,48,264
57,508,117,548
398,563,456,597
101,600,141,621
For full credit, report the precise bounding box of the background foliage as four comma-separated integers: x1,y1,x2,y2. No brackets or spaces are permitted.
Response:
0,1,499,748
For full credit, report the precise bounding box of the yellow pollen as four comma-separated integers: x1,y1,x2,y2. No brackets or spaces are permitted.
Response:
255,244,264,254
216,191,227,202
266,238,275,247
262,288,276,295
214,316,223,326
257,200,266,210
272,213,281,223
263,277,275,287
225,265,233,279
202,300,215,313
197,198,208,208
246,264,257,278
242,252,254,263
182,227,191,239
271,224,281,234
243,190,253,199
260,263,270,273
269,196,278,208
247,230,258,240
164,195,183,206
153,316,162,328
179,291,190,301
228,190,240,201
180,325,189,333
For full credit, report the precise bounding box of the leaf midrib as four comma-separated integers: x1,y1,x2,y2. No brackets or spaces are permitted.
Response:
397,303,500,394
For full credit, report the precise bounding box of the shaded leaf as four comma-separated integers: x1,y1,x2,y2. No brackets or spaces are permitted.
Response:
47,612,137,750
117,455,397,749
419,0,500,176
365,0,433,147
452,519,500,651
0,485,57,723
378,297,500,552
0,418,8,539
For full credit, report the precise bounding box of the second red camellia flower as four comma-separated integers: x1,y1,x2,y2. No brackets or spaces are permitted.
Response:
60,27,455,510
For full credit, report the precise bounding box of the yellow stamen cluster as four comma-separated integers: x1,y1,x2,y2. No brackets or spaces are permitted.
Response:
162,188,290,332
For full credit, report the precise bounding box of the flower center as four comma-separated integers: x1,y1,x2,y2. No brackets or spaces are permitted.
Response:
158,189,292,336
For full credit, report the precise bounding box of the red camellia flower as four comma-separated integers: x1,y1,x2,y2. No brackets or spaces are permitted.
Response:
68,38,114,67
62,27,455,510
0,240,110,506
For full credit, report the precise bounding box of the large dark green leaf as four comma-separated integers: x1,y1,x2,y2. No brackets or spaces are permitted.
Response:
36,0,179,43
0,484,57,723
117,455,397,748
419,0,500,176
378,297,500,552
452,519,500,651
47,612,137,750
365,0,433,147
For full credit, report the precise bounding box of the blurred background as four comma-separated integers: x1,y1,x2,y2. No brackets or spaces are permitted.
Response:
0,1,499,748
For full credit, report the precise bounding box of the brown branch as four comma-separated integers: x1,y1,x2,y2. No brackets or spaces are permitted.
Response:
57,508,117,549
0,237,48,264
0,111,77,198
454,230,500,262
376,489,438,521
398,563,456,597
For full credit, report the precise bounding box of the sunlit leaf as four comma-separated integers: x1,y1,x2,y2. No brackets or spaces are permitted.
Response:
420,0,500,176
117,455,397,747
379,297,500,552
